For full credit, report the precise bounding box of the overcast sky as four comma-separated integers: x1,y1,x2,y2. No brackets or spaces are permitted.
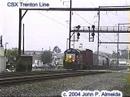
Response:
0,0,130,53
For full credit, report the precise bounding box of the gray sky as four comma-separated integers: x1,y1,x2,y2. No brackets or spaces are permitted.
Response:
0,0,130,53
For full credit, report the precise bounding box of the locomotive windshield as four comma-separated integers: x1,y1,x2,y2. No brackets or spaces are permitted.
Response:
65,54,75,63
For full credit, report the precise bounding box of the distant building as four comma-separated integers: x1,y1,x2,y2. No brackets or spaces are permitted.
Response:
0,47,6,72
24,50,42,67
120,49,128,59
24,50,64,68
109,49,129,66
52,53,64,68
24,50,43,56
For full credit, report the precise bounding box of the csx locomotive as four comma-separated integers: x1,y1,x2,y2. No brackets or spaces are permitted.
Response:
63,48,109,70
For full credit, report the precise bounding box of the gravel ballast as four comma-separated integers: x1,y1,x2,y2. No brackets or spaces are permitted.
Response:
0,72,127,97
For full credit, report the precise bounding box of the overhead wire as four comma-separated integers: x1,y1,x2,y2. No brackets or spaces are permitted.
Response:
38,12,67,28
101,33,117,42
74,12,92,25
73,12,94,46
74,12,118,50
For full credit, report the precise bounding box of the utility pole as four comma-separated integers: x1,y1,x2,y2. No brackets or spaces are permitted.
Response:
18,9,22,56
4,42,8,56
117,24,120,65
127,47,129,65
97,6,100,65
18,9,28,56
23,23,25,54
69,0,72,49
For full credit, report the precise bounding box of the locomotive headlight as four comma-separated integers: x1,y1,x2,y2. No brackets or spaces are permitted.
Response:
65,54,75,63
72,60,75,62
69,55,72,59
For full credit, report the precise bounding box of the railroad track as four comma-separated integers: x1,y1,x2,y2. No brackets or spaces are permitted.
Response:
0,70,111,85
0,70,71,78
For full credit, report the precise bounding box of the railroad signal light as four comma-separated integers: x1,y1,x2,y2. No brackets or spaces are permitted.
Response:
92,25,95,29
89,25,95,42
91,32,95,37
77,32,80,39
76,25,81,30
92,25,95,37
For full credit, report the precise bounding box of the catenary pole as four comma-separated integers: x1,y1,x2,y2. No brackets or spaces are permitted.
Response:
69,0,72,49
23,23,25,54
18,9,22,56
97,6,100,65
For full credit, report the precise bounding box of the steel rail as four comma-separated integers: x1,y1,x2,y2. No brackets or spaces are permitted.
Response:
0,70,73,78
0,70,110,85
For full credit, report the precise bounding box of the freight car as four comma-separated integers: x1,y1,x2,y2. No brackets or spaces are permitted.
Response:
63,48,109,70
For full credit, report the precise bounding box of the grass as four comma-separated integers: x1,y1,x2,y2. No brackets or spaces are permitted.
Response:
123,72,130,96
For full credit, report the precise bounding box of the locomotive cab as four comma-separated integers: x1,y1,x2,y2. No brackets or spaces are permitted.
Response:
63,48,80,69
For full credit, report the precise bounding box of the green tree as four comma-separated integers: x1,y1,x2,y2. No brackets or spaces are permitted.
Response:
41,50,53,64
111,51,118,58
6,48,18,70
53,46,61,53
6,48,18,58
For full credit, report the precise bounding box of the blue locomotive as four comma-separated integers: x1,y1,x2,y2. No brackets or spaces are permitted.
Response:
63,48,109,70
